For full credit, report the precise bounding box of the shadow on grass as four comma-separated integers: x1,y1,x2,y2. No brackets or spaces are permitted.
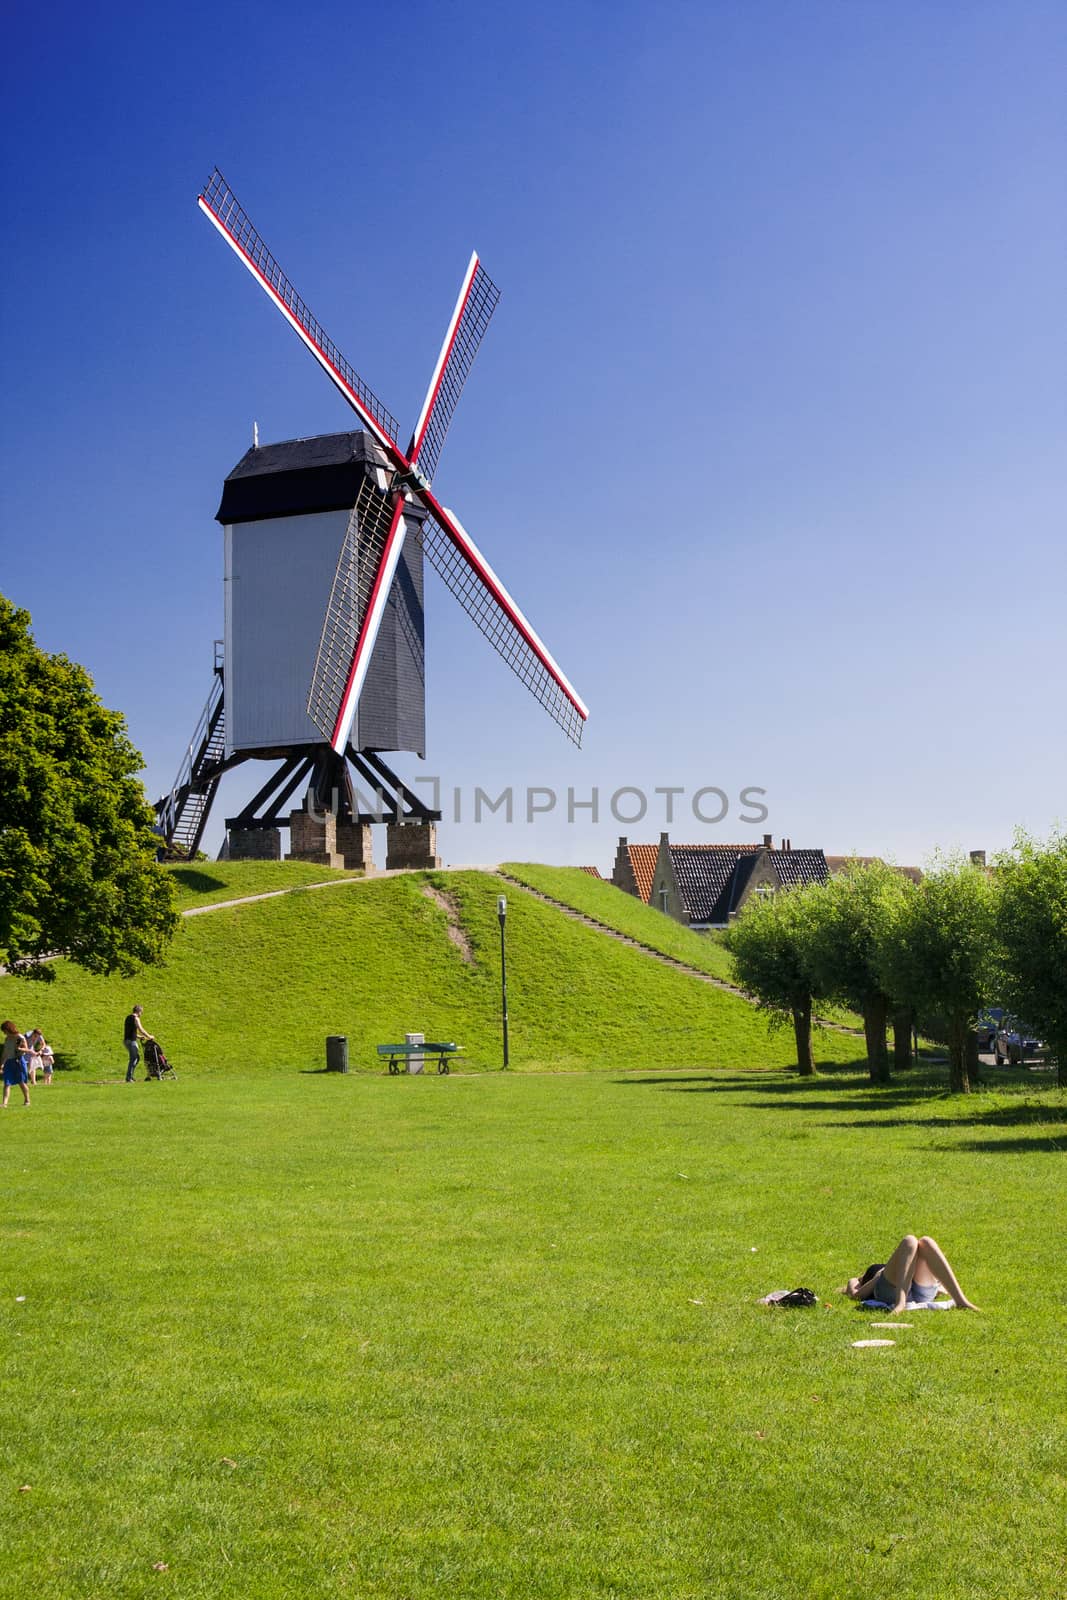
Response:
840,1102,1067,1134
951,1133,1066,1154
618,1064,941,1102
47,1050,83,1075
169,867,227,895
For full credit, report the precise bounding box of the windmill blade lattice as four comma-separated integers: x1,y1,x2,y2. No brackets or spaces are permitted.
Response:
420,512,586,747
409,257,501,483
199,169,401,450
307,479,397,745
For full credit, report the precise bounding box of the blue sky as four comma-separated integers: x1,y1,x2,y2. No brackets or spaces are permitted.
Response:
3,1,1064,872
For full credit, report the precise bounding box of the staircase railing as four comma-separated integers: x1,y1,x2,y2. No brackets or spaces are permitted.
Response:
157,645,226,855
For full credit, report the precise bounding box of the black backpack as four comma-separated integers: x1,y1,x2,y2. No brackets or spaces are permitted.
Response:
765,1287,818,1308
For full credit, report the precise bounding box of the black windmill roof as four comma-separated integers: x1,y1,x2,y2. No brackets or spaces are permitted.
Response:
216,430,396,524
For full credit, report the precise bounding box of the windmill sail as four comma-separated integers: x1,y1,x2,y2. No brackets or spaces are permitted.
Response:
198,169,401,453
408,253,501,484
420,506,587,747
307,479,408,755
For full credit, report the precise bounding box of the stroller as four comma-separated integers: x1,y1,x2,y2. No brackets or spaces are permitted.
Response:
144,1038,176,1081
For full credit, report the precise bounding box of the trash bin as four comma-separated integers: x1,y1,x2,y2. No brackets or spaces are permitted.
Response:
405,1031,425,1074
326,1035,348,1073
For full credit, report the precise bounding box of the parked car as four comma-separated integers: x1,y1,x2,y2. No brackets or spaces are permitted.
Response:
993,1022,1043,1066
975,1007,1004,1051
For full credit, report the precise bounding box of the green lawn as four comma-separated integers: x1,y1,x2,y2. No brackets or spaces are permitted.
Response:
1,1065,1064,1598
0,870,862,1077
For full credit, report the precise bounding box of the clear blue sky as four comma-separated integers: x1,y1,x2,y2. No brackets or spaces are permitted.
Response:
3,1,1064,871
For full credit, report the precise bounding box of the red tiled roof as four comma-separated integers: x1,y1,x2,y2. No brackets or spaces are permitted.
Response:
627,844,659,903
579,865,602,878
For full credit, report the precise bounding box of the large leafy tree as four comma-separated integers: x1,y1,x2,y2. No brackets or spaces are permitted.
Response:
725,885,822,1075
805,861,914,1085
874,858,998,1094
0,595,177,979
995,831,1067,1088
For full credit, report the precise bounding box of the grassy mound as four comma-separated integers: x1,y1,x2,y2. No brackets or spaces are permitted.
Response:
0,868,862,1077
503,862,737,979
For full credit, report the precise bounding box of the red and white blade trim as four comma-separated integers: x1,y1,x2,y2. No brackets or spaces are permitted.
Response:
408,252,500,484
198,169,401,454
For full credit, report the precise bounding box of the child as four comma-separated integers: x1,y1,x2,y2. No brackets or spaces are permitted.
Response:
26,1028,54,1086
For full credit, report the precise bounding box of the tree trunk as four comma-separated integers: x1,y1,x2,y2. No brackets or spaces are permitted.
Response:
948,1013,972,1094
892,1007,913,1071
1050,1037,1067,1091
792,999,816,1076
863,993,890,1084
966,1028,981,1086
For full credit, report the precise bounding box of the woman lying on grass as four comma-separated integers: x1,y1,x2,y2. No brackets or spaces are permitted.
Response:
840,1234,981,1314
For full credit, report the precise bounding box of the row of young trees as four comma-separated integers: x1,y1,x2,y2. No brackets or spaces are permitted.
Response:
725,843,1067,1092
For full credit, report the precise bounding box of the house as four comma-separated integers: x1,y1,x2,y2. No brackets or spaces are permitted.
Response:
611,837,660,903
646,832,829,931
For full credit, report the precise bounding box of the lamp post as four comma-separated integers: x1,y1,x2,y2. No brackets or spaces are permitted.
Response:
497,894,510,1070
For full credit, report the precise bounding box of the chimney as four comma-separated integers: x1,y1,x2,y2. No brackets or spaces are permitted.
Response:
763,833,773,849
969,849,986,868
618,836,628,849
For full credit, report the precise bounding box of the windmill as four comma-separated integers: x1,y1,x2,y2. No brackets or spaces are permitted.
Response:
157,169,588,868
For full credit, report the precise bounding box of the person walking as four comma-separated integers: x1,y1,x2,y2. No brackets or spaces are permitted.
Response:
123,1006,153,1083
2,1021,31,1108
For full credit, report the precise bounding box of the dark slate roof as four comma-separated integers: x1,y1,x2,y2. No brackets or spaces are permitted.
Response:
668,845,828,924
668,845,759,924
772,850,829,890
216,431,394,524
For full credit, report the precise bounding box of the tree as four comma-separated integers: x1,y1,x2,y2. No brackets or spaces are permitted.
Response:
0,595,177,979
995,830,1067,1089
874,858,998,1093
725,886,822,1075
805,862,914,1084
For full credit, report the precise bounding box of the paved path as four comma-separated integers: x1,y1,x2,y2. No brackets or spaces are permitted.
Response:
180,866,443,917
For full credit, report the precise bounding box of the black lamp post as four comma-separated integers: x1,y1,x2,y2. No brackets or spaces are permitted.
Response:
497,893,510,1070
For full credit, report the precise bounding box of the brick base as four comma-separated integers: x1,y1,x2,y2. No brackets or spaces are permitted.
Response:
335,821,374,872
385,822,441,871
227,826,281,861
287,808,344,869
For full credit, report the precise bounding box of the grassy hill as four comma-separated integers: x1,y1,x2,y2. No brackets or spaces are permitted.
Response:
0,865,863,1077
503,862,737,979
